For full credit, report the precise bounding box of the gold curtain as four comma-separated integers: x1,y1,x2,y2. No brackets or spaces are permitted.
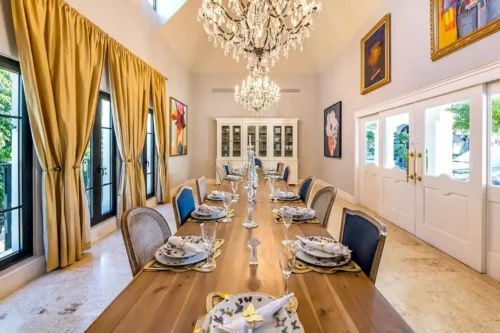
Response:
108,40,151,222
151,72,170,203
12,0,106,271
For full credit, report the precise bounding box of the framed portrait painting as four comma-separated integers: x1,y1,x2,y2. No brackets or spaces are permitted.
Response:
431,0,500,61
169,97,188,156
324,102,342,159
360,14,391,95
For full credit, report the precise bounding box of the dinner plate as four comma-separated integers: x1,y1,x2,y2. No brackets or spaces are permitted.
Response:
296,248,351,267
155,247,207,267
194,206,225,216
201,293,303,332
278,195,301,201
160,236,204,259
191,211,226,221
207,194,223,201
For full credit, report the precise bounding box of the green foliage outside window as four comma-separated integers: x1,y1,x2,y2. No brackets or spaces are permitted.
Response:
0,69,16,209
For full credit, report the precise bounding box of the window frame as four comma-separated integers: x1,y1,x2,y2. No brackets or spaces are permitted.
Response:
143,108,156,199
0,56,33,271
87,92,118,227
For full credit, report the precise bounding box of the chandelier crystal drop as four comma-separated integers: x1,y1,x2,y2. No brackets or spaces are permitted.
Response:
197,0,322,71
235,67,281,116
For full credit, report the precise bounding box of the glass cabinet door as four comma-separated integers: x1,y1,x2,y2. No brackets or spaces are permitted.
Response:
233,126,241,157
248,125,256,147
258,125,268,157
273,126,282,157
285,126,293,157
221,125,230,157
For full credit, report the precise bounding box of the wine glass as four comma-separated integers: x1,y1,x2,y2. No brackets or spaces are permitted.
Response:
200,223,217,270
281,208,293,246
220,192,232,223
231,181,238,203
272,187,280,214
276,243,297,295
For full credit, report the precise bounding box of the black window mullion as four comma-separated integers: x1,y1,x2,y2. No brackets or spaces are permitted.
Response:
91,99,102,227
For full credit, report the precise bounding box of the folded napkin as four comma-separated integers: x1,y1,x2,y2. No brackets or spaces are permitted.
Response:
277,190,297,198
296,236,347,255
231,169,243,176
281,207,315,217
167,236,204,254
197,204,221,215
226,175,241,181
219,293,295,333
211,191,225,198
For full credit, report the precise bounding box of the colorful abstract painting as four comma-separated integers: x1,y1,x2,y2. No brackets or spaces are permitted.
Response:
324,102,342,159
169,97,187,156
432,0,500,60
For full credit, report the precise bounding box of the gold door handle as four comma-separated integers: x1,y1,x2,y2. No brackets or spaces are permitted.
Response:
415,151,422,183
407,151,415,182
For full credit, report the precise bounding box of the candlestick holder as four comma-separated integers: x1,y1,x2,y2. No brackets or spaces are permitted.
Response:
248,237,261,266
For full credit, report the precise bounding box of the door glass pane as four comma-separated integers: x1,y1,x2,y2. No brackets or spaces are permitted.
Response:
147,134,154,173
221,126,230,157
273,126,282,157
259,126,267,157
0,209,20,258
285,126,293,157
101,99,112,128
86,190,93,219
101,184,112,215
147,174,153,195
384,113,409,171
0,118,19,210
248,126,256,147
101,128,113,184
491,94,500,186
233,126,241,157
425,100,470,182
365,120,379,166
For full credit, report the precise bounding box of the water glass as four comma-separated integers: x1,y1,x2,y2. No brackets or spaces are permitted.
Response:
276,243,297,295
281,209,293,246
220,193,232,223
200,223,217,270
272,187,280,214
231,181,238,202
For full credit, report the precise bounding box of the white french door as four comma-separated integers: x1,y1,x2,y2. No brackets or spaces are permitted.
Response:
414,86,486,272
360,115,381,213
378,104,416,234
487,82,500,279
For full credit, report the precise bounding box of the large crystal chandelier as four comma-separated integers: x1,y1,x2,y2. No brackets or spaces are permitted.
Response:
198,0,322,71
235,66,281,115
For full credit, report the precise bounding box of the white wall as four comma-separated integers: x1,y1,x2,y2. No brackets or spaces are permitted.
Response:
319,0,500,195
191,73,321,181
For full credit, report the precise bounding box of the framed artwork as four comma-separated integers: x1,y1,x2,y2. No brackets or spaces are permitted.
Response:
324,102,342,159
360,14,391,95
169,97,188,156
431,0,500,61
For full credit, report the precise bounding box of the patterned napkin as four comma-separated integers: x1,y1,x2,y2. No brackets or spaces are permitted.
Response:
144,239,225,273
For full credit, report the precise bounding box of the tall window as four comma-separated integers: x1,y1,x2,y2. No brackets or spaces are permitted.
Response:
0,56,33,270
148,0,157,11
142,109,156,199
83,92,117,226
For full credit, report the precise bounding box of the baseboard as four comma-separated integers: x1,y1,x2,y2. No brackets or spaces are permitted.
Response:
314,179,354,203
0,255,46,300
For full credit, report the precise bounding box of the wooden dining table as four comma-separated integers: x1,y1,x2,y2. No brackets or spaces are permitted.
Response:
87,174,413,333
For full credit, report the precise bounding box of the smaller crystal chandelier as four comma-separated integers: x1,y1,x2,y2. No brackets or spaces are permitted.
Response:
235,67,281,116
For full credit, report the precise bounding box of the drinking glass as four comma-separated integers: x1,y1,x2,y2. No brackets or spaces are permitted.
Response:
220,193,232,223
231,181,238,203
272,187,280,214
200,223,217,270
276,243,297,295
281,208,293,246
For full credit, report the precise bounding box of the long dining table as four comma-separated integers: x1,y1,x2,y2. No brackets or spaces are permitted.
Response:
87,174,413,333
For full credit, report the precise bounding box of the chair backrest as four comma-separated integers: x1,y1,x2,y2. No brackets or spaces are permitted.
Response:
121,207,172,276
283,166,290,183
228,160,233,171
299,176,315,205
172,186,196,229
216,165,226,183
196,176,207,205
310,186,337,227
224,164,230,175
277,162,284,176
340,208,387,283
255,158,263,168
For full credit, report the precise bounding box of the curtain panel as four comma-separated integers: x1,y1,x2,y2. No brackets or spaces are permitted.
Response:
151,72,171,204
12,0,106,271
108,40,151,223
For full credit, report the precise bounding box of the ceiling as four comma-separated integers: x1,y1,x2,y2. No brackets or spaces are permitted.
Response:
159,0,384,74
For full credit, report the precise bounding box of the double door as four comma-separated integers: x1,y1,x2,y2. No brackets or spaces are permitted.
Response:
360,86,486,272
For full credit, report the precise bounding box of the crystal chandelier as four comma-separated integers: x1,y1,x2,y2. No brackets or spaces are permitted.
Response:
235,66,281,115
198,0,322,71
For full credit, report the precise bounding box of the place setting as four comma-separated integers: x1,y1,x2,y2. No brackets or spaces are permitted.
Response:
269,188,301,203
188,202,235,223
273,206,320,225
145,223,225,273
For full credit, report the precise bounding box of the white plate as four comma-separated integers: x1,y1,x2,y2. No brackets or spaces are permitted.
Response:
296,248,351,267
159,236,203,258
155,247,207,267
296,236,344,259
278,195,301,201
194,206,225,216
201,293,303,332
207,194,223,201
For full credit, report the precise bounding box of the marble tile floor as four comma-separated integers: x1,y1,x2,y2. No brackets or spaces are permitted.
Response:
0,182,500,332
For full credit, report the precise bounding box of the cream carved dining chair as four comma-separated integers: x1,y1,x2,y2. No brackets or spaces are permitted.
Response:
196,176,208,205
310,186,338,228
216,165,226,184
121,207,172,277
277,162,284,177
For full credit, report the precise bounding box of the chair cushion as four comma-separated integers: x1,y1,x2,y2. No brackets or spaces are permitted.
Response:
342,214,380,277
177,189,196,225
255,158,263,168
299,178,313,202
224,165,230,175
283,167,290,182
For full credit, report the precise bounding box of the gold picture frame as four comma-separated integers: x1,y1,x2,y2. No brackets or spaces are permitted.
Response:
360,14,391,95
431,0,500,61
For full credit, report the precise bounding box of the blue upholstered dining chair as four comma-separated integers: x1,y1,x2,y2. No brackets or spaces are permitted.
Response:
283,166,290,183
340,208,387,284
255,158,263,168
298,176,315,205
172,186,196,229
224,164,230,175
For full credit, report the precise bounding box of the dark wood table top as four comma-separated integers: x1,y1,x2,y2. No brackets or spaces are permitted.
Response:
87,174,412,333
